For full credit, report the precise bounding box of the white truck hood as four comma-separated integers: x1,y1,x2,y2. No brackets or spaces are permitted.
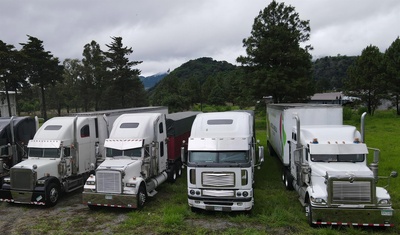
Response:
310,162,372,177
13,158,60,178
97,158,143,179
97,158,140,170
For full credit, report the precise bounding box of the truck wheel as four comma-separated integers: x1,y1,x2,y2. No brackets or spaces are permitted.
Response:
176,162,183,177
137,185,146,209
168,165,177,183
46,183,60,207
282,169,294,191
306,202,315,227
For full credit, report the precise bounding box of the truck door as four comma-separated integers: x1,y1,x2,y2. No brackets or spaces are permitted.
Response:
77,118,97,174
289,140,298,182
155,117,167,174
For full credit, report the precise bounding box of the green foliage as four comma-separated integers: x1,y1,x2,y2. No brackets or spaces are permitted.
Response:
237,0,314,103
149,57,249,111
20,35,64,120
384,37,400,115
103,36,147,109
345,45,386,115
342,106,353,120
313,55,357,92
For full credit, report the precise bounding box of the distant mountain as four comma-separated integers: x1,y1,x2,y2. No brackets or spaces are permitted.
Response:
140,72,168,90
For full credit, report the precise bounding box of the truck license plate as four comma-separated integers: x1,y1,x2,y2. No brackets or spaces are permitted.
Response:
214,206,222,211
105,195,113,200
381,210,393,216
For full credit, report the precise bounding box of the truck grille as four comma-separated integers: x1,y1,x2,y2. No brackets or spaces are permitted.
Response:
10,168,36,190
331,181,372,204
202,172,235,187
96,170,122,193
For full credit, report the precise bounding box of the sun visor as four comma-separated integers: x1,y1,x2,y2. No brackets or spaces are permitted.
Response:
188,137,249,151
104,139,143,150
28,140,62,148
309,143,368,155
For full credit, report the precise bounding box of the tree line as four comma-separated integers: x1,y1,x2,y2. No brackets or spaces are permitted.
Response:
0,36,147,120
1,1,400,118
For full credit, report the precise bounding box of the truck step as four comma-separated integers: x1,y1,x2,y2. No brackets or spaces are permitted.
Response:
147,190,158,197
65,177,84,192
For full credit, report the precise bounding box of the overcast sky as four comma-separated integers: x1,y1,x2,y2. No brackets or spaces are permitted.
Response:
1,0,399,76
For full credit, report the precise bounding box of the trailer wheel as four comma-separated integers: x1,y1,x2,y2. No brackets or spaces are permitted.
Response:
137,185,147,209
282,169,294,191
46,183,60,207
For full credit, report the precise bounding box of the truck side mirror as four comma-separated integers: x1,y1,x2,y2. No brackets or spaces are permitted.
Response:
258,146,264,164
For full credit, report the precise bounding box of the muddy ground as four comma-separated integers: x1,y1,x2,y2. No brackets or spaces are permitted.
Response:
0,189,267,235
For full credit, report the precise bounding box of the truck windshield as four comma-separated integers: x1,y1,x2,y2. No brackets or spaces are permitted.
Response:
189,151,249,163
311,154,364,162
29,148,61,158
106,148,142,158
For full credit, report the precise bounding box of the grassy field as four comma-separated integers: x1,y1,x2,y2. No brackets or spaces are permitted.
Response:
14,108,399,234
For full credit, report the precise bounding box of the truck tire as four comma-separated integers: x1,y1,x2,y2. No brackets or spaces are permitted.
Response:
46,183,60,207
137,185,146,209
282,169,294,191
306,200,315,227
168,165,177,183
176,162,183,177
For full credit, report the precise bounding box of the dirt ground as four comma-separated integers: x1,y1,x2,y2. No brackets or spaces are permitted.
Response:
0,189,100,234
0,189,259,235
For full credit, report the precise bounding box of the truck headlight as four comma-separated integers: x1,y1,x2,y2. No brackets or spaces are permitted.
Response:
310,196,326,205
37,179,46,185
126,183,136,187
86,181,95,185
378,199,391,206
3,177,10,183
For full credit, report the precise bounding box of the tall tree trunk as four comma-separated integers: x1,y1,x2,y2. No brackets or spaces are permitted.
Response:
40,84,47,120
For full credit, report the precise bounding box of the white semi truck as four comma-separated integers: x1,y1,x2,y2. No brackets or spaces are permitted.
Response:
0,107,167,206
186,111,264,212
83,111,199,209
267,103,397,227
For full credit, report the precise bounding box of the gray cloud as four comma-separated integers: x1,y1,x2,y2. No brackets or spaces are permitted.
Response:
1,0,399,76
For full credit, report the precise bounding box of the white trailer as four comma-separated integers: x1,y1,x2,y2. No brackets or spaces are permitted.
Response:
267,103,397,227
83,111,199,209
0,107,167,206
186,111,264,212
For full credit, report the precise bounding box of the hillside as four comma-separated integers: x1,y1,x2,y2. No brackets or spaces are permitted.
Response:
140,72,168,90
